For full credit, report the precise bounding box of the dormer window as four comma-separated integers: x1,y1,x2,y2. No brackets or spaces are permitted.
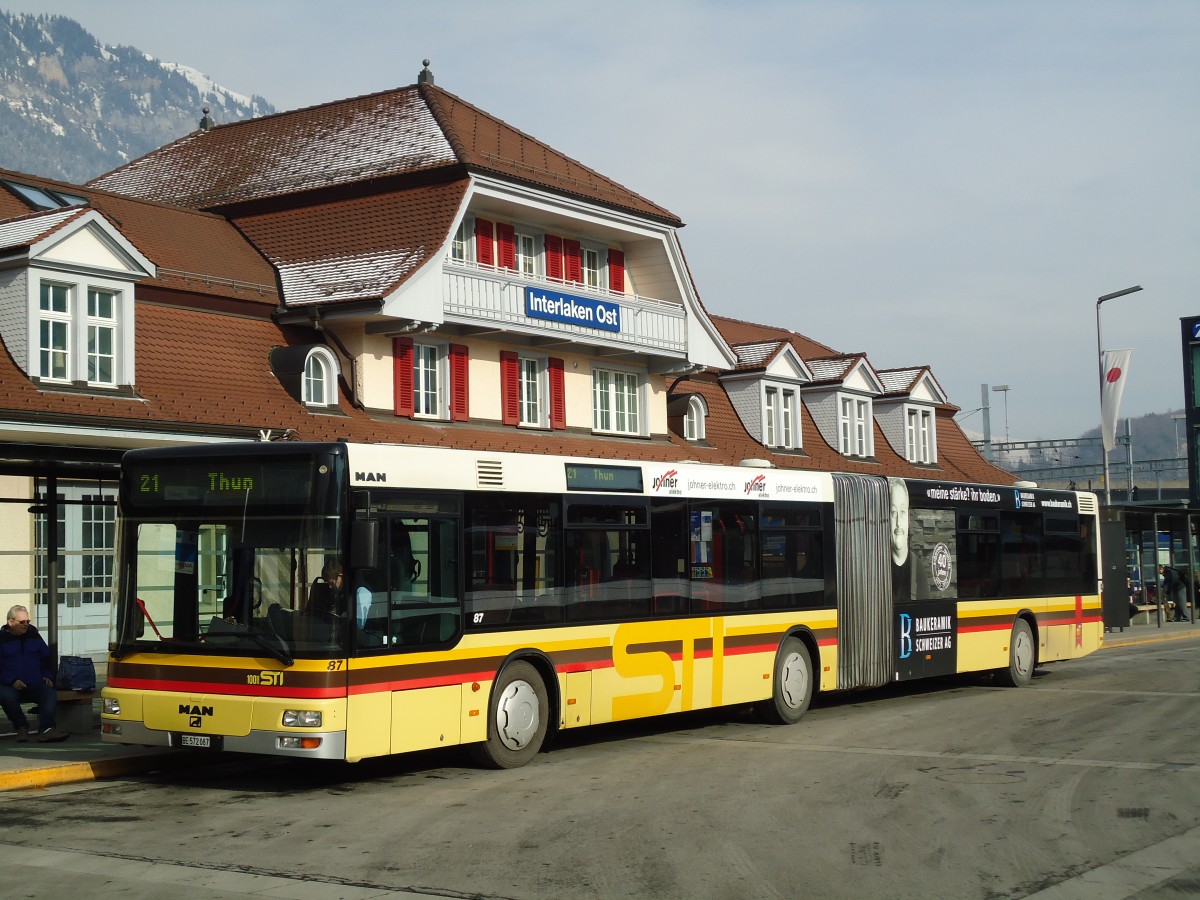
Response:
839,395,873,457
34,278,130,388
764,385,799,450
684,395,707,442
302,347,339,407
905,406,936,464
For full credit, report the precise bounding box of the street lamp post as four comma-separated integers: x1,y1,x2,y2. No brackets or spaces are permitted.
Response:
1096,285,1143,505
992,384,1011,443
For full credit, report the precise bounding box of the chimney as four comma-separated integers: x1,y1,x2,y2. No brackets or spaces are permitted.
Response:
199,106,215,131
417,59,434,86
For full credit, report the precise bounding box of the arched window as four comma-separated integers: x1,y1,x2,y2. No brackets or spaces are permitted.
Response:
303,348,339,407
684,395,707,442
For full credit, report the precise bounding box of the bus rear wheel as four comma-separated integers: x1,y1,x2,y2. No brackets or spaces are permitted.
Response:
469,660,548,769
757,637,813,725
997,618,1036,687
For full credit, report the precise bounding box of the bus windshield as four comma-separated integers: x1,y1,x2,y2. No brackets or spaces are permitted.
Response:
111,447,347,660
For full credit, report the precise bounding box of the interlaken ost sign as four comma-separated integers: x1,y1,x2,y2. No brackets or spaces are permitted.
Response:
525,287,621,333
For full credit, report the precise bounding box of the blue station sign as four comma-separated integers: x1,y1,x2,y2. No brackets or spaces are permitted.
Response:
525,287,621,333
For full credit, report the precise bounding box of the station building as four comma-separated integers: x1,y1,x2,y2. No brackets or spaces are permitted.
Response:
0,64,1012,657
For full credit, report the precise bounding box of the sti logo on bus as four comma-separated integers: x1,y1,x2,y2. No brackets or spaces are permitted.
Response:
179,703,213,729
653,470,680,493
744,474,767,495
355,472,386,483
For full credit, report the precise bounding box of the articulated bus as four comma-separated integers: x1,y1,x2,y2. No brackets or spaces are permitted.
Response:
102,441,1102,767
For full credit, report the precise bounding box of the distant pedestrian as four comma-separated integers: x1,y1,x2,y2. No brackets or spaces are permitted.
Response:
1161,566,1188,622
0,605,68,742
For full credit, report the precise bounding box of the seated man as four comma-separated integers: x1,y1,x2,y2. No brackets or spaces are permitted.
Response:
0,605,68,742
306,560,345,617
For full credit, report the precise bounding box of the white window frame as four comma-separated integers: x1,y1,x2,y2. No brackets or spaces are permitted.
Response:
302,347,340,407
450,218,472,263
33,274,133,388
763,384,799,449
86,287,117,386
684,395,706,442
580,241,604,290
839,394,873,457
38,281,71,381
518,354,548,428
905,406,936,464
515,230,539,277
592,365,643,436
412,341,447,419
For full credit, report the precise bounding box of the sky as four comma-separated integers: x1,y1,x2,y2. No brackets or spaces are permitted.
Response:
8,0,1198,444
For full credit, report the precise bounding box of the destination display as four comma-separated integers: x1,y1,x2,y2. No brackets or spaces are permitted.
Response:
123,457,322,510
564,463,643,493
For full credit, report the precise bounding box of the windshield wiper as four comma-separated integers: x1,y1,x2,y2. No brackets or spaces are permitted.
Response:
243,626,294,667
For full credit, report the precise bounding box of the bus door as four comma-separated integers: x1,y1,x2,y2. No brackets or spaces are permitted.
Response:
831,474,893,689
353,497,462,650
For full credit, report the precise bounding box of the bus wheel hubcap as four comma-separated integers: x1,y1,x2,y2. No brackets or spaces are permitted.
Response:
497,680,539,750
781,652,807,709
1014,631,1032,675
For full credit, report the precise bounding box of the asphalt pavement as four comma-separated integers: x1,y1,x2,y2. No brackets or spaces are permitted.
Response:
2,618,1197,793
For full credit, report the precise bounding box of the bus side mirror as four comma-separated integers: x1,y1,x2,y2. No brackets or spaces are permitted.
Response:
350,518,377,569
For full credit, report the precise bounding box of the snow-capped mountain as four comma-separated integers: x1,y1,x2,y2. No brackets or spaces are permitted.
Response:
0,11,274,183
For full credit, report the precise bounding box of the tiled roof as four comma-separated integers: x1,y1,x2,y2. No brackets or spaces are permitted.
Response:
0,206,84,250
0,168,278,305
87,84,679,225
931,408,1016,484
877,367,923,395
710,314,839,359
232,181,468,305
731,341,786,370
806,356,858,383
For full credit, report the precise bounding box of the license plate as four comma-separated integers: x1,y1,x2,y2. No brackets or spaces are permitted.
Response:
178,733,220,749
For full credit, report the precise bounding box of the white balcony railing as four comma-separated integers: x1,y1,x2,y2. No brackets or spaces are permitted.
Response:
442,260,687,355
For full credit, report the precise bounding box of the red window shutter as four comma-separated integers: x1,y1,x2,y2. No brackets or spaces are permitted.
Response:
563,239,582,284
544,234,563,282
500,351,519,426
608,249,625,293
549,357,566,430
496,223,516,271
450,344,469,422
393,337,414,418
475,218,495,267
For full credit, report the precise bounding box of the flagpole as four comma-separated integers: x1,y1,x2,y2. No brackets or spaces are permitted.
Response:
1096,286,1143,505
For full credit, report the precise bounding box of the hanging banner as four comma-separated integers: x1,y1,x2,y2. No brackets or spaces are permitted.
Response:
1100,348,1132,453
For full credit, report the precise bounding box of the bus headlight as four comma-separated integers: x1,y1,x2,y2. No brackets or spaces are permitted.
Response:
103,697,121,715
282,709,322,727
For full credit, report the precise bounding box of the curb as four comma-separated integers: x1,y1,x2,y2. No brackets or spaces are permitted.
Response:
0,750,182,793
1103,630,1200,650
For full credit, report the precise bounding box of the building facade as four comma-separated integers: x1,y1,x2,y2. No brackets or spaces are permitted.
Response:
0,65,1013,657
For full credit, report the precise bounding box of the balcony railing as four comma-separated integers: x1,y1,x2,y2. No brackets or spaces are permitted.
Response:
442,259,687,356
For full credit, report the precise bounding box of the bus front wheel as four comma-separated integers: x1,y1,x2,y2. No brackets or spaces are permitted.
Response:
997,618,1036,687
757,637,813,725
470,660,548,769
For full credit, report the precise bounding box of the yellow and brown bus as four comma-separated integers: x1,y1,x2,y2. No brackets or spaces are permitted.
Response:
102,441,1102,767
